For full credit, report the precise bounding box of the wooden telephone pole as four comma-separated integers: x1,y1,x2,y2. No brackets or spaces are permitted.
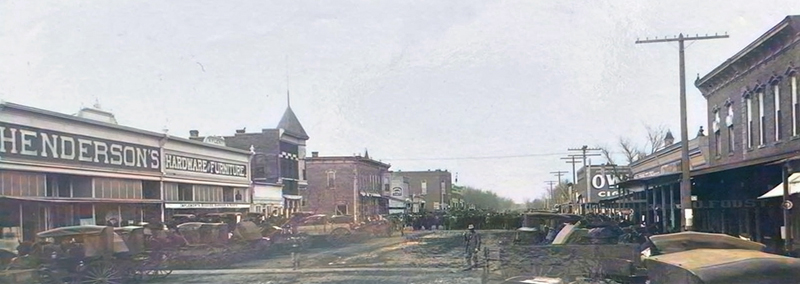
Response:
636,32,729,231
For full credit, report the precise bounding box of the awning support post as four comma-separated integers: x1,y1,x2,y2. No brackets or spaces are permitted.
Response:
783,162,793,254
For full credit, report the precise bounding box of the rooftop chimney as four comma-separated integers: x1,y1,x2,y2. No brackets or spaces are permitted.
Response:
312,151,319,158
189,130,199,138
236,128,246,134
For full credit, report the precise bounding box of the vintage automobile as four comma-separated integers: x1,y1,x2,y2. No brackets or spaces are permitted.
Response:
6,225,137,284
516,212,582,245
114,226,172,281
293,214,354,244
644,248,800,284
641,231,766,259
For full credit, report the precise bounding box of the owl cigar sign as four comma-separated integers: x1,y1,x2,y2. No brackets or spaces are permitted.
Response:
585,165,631,202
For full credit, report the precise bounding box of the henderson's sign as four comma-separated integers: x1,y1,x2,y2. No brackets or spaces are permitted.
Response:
0,122,161,172
164,153,247,178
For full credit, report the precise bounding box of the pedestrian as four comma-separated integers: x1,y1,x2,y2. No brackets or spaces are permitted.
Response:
463,224,481,270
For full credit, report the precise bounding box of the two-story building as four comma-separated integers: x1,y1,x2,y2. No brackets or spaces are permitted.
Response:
391,170,452,212
694,15,800,251
614,132,709,232
0,102,252,244
303,151,392,221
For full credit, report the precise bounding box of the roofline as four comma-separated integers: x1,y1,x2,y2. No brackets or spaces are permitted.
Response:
306,156,391,168
696,16,796,88
1,102,251,155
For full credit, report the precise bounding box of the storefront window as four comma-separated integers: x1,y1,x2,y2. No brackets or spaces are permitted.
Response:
164,183,179,201
178,184,193,201
95,203,119,226
0,170,46,197
93,178,142,199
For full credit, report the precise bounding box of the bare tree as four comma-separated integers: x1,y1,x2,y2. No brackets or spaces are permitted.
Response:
645,124,668,154
599,144,616,165
619,137,643,164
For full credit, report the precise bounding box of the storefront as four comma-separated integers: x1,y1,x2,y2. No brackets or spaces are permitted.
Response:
161,138,252,220
252,183,284,216
0,103,165,241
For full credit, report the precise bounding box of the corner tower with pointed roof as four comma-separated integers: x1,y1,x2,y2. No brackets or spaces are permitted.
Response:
220,95,310,218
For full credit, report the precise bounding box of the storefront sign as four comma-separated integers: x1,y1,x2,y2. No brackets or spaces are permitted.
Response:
0,122,160,171
391,187,403,197
202,136,226,146
690,199,769,209
165,203,251,209
164,153,247,177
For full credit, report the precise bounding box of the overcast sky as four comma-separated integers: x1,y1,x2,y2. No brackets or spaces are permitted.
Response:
1,1,798,202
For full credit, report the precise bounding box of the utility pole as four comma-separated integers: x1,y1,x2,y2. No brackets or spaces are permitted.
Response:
550,171,568,205
544,181,557,209
568,146,601,212
636,32,728,231
561,155,583,211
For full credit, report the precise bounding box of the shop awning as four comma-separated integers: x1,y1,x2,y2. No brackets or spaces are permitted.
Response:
0,196,163,204
759,173,800,199
359,192,382,198
617,172,681,190
283,195,302,200
252,184,283,205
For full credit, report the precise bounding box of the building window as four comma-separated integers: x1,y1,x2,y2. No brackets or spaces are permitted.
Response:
421,180,427,195
747,95,754,148
178,184,193,201
327,171,335,188
726,104,734,153
775,83,782,141
713,109,721,156
758,91,765,146
336,205,348,215
792,75,798,136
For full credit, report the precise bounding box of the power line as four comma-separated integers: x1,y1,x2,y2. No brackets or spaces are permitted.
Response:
384,152,566,161
384,150,631,162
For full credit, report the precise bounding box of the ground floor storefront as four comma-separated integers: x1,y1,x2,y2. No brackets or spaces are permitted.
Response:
0,198,163,242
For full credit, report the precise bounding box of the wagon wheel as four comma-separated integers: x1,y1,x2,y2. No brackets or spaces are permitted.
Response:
78,262,123,284
326,228,351,245
142,251,173,280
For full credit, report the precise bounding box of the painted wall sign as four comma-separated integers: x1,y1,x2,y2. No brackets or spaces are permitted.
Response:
583,166,631,202
164,153,247,178
392,187,403,197
165,203,250,209
0,122,160,171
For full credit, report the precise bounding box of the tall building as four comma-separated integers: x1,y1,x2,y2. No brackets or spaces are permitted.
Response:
191,103,309,217
693,15,800,249
391,170,452,212
303,151,392,221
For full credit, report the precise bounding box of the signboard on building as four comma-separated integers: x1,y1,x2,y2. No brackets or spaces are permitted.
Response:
165,203,251,209
391,187,403,197
0,122,161,172
164,153,247,178
582,166,630,203
202,136,226,146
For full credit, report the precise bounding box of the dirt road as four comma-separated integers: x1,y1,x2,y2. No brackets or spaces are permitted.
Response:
163,230,486,283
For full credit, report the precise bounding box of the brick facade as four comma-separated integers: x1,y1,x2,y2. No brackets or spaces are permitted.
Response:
303,155,390,218
696,16,800,169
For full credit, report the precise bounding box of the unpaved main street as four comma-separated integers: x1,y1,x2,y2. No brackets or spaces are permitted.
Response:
163,231,489,284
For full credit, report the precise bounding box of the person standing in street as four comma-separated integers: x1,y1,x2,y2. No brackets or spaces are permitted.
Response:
463,224,481,270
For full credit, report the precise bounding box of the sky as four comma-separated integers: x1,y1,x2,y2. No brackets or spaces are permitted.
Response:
1,0,798,203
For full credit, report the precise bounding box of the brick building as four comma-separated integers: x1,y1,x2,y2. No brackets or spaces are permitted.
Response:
693,15,800,251
303,151,392,221
391,170,452,212
190,103,309,217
